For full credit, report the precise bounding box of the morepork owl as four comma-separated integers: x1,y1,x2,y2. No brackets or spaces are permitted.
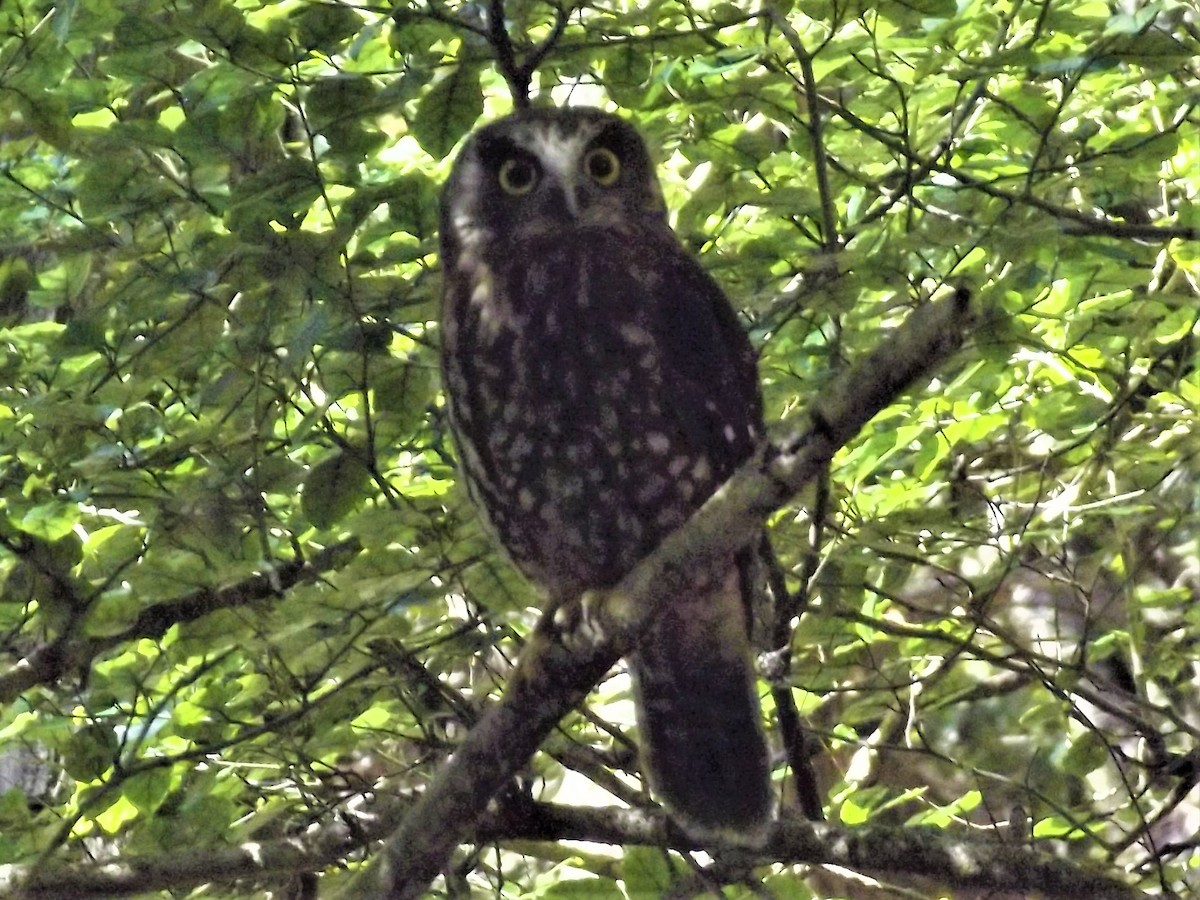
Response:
439,106,772,844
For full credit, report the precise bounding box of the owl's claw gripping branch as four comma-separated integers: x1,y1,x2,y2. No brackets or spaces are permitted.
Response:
551,588,617,652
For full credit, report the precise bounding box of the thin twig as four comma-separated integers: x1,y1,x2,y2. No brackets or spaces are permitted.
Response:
766,5,840,251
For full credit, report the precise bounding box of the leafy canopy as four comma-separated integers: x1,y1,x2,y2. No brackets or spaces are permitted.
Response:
0,0,1198,897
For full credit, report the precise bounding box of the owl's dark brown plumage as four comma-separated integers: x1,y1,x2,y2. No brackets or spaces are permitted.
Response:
439,107,772,843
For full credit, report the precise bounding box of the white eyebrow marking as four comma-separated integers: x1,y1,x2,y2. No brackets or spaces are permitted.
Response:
529,124,598,179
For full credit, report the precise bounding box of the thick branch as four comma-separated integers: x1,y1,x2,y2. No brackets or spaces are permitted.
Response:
485,0,572,108
358,290,974,899
478,803,1148,900
0,801,1148,900
0,798,366,899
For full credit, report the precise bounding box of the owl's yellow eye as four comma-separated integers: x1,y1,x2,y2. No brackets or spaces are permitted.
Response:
584,147,621,186
498,158,538,195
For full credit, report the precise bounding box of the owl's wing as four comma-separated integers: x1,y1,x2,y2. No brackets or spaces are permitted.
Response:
643,232,763,469
624,229,773,843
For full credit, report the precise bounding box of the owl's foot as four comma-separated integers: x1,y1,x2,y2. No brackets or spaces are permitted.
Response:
551,589,614,653
758,645,792,683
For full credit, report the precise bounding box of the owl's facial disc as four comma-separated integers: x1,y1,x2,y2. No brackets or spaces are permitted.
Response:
491,116,641,225
446,109,667,253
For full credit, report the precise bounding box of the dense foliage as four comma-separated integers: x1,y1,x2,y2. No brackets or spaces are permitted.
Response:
0,0,1197,897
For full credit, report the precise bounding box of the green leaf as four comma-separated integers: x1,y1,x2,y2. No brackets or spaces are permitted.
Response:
371,356,436,440
82,586,141,638
838,796,871,825
95,795,140,835
621,846,677,897
302,449,375,530
409,65,483,158
123,768,175,816
62,723,118,782
291,3,363,52
1033,816,1086,839
535,876,623,899
1061,731,1110,777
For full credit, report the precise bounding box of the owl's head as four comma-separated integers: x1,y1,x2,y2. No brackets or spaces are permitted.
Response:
440,107,668,259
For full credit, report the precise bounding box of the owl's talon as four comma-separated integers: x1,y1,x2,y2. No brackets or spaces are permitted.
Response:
553,590,609,652
551,600,577,634
758,646,791,683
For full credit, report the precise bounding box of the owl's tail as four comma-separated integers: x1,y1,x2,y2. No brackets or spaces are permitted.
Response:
630,567,773,846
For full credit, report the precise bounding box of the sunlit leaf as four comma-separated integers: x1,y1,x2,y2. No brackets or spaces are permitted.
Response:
410,64,483,158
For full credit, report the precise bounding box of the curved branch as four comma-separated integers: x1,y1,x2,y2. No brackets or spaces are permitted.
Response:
762,533,826,821
479,803,1149,900
522,3,572,84
485,0,572,108
486,0,525,105
766,5,840,251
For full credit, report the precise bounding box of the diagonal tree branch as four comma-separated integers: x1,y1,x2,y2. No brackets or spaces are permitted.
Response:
356,289,976,899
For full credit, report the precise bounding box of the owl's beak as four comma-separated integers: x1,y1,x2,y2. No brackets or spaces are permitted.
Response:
550,175,582,220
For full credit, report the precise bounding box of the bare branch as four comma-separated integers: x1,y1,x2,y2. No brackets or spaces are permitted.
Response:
477,803,1150,900
0,799,364,899
485,0,572,108
487,0,525,105
766,5,840,251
